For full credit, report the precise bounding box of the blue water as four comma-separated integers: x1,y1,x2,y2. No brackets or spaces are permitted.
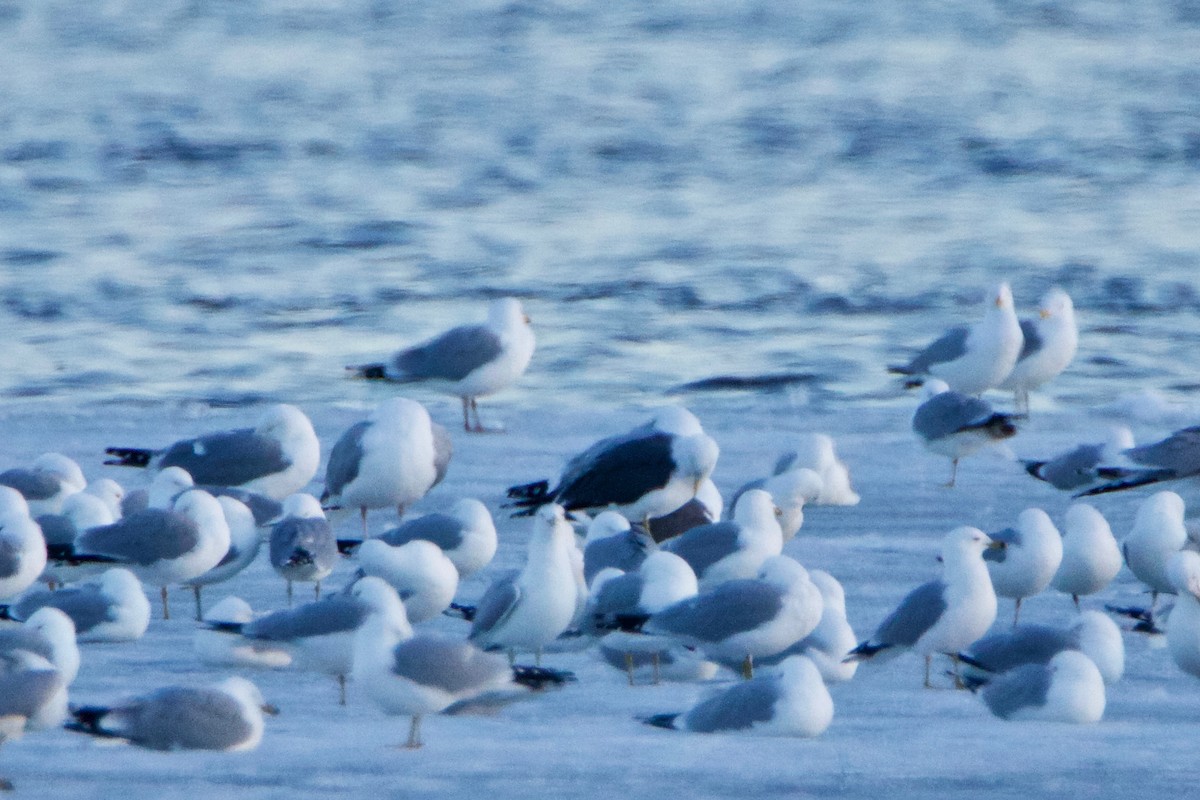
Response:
2,1,1199,410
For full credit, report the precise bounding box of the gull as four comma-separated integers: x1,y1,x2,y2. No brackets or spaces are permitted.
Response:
984,508,1064,624
82,478,126,520
469,504,579,664
1121,491,1187,623
504,408,720,535
61,488,230,620
728,468,823,541
661,489,784,588
67,676,277,751
642,655,832,737
0,453,86,516
888,282,1024,395
348,297,536,433
1051,503,1122,608
184,495,261,620
1023,426,1135,491
912,380,1018,487
193,597,292,669
0,607,80,685
959,610,1124,688
269,494,337,604
643,555,823,679
0,488,47,601
356,498,497,579
582,511,656,586
1165,551,1200,679
352,539,459,623
351,577,571,749
780,434,860,506
1076,425,1200,497
999,288,1078,414
0,651,68,791
745,569,858,683
37,491,115,589
321,398,452,535
978,650,1105,723
848,527,1001,688
104,403,320,501
2,568,151,642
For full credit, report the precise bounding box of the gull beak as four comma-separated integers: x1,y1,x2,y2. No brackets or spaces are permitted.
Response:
524,314,532,324
1038,308,1052,319
693,477,703,496
995,296,1004,308
986,540,1006,552
774,505,783,518
261,703,280,716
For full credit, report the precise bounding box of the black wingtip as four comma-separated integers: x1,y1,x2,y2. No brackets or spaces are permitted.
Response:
511,665,577,690
1022,460,1046,480
640,713,680,730
66,706,119,738
1074,470,1175,498
347,363,388,380
505,480,551,501
205,620,246,634
845,641,890,662
0,605,13,622
102,447,154,468
446,602,476,622
336,539,363,557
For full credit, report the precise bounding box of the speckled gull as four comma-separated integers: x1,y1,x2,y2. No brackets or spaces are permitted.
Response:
0,488,47,601
959,610,1124,688
269,493,336,605
983,508,1063,625
999,288,1078,414
1077,424,1200,497
104,404,320,501
662,489,783,588
504,407,719,535
67,676,276,751
349,297,536,433
2,567,151,643
848,527,1001,688
1051,503,1122,608
888,282,1024,396
185,495,261,620
978,650,1105,723
642,655,832,737
0,453,86,517
321,398,452,536
912,380,1018,487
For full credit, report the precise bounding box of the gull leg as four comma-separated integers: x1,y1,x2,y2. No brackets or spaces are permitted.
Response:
360,507,368,538
535,646,543,667
193,585,203,622
286,580,293,607
461,397,471,432
314,581,321,601
624,652,636,686
160,586,170,620
652,652,661,686
404,715,423,749
923,655,933,688
946,459,959,488
507,649,515,667
950,654,966,690
1072,594,1081,612
1012,597,1022,627
338,674,347,706
741,654,754,680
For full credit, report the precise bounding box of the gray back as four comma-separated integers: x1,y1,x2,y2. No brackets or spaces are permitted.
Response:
649,581,783,643
0,628,54,663
1017,318,1044,360
393,324,504,381
0,470,58,501
905,326,969,374
968,625,1073,673
584,532,652,584
126,686,252,751
380,513,464,551
323,421,369,499
1127,426,1200,474
36,514,75,547
201,487,282,526
0,668,61,718
913,391,993,441
982,527,1020,564
160,429,289,487
1034,443,1105,490
77,509,201,565
13,586,114,634
590,573,646,618
981,662,1052,719
245,596,368,641
875,580,948,647
469,572,521,639
391,635,508,694
661,522,742,578
0,538,20,580
684,676,779,732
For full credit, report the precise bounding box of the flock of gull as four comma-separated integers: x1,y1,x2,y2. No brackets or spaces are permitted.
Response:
3,288,1200,785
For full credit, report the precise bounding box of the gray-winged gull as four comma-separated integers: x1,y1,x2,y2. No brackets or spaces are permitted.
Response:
984,507,1063,625
0,607,79,685
104,404,320,501
999,288,1078,414
1121,490,1187,623
193,597,292,669
661,489,783,588
348,297,536,433
0,651,68,790
728,469,822,541
780,434,860,506
1077,424,1200,497
504,408,719,534
1022,426,1135,492
321,397,452,536
582,511,656,586
912,380,1018,487
642,655,832,737
37,491,116,589
185,495,261,620
269,493,336,605
366,498,496,578
848,527,1001,687
352,539,459,623
0,488,47,601
959,610,1124,688
1051,503,1122,608
67,676,277,751
888,282,1024,395
3,567,151,643
978,650,1105,723
0,453,86,517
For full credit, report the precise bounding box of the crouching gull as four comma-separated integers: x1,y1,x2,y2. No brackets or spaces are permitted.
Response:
348,297,536,433
0,607,80,685
347,498,497,579
505,408,719,536
0,488,47,601
67,676,277,751
104,404,320,501
977,650,1105,723
1076,424,1200,497
0,651,68,790
958,610,1124,688
0,453,86,517
888,282,1023,395
661,489,784,588
641,655,832,737
2,567,151,643
912,380,1018,487
848,527,1001,688
352,577,572,749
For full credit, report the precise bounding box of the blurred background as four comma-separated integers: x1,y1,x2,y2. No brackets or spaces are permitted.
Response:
0,0,1198,411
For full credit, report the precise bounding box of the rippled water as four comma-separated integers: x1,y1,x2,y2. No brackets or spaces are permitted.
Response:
2,1,1199,411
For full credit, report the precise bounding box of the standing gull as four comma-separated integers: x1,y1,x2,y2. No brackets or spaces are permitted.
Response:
184,495,261,620
3,568,151,643
1051,504,1122,609
104,404,320,501
848,527,1001,688
0,488,47,601
504,408,720,534
748,569,858,683
999,288,1078,414
269,494,337,605
1120,491,1187,624
642,655,832,737
662,489,784,588
978,650,1105,723
0,607,80,685
959,611,1124,688
0,453,86,517
321,398,452,536
912,380,1018,487
348,297,536,433
888,282,1024,395
984,508,1063,625
67,677,276,751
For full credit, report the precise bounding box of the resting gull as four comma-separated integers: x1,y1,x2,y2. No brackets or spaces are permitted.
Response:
193,597,292,669
912,380,1018,487
959,610,1124,688
0,453,86,517
0,651,68,790
1166,551,1200,679
728,468,823,541
978,650,1105,723
848,527,1001,688
353,498,497,579
0,488,47,601
104,404,320,501
661,489,784,588
348,297,535,433
2,567,151,643
1076,425,1200,497
781,434,860,506
352,539,459,623
984,508,1063,625
0,607,80,685
1022,427,1135,492
582,511,656,587
888,282,1024,395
